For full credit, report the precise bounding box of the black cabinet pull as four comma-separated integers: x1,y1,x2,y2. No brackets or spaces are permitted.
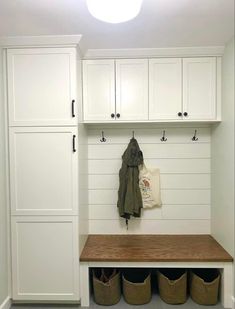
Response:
116,113,120,118
111,113,115,118
72,100,75,117
72,135,76,152
178,112,182,117
183,112,188,117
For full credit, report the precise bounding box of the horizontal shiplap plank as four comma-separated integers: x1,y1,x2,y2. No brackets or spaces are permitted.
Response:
161,174,210,189
161,189,210,205
88,158,210,175
89,219,210,234
89,189,210,205
88,174,210,190
88,143,210,159
89,205,162,220
88,128,210,144
89,205,210,220
162,205,210,220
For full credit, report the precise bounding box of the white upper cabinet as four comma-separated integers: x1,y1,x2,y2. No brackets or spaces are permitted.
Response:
7,48,77,126
83,59,148,121
83,60,115,121
183,57,216,120
82,57,219,122
149,58,182,120
116,59,148,121
9,127,78,215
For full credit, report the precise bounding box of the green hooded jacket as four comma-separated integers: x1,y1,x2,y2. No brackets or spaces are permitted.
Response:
117,138,143,220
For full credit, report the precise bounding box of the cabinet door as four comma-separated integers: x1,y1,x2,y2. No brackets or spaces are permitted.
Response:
9,127,78,215
83,60,115,121
116,59,148,121
183,57,216,120
149,58,182,120
7,48,77,126
11,217,79,301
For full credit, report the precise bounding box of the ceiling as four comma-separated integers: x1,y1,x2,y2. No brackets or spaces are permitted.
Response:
0,0,234,54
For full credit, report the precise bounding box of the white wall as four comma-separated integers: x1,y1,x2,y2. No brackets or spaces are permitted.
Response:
211,37,234,257
88,124,211,234
0,48,9,304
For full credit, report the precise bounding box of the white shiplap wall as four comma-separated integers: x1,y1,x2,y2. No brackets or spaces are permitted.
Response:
88,125,211,234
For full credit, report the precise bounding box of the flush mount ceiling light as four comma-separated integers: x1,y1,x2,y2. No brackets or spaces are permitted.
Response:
86,0,143,23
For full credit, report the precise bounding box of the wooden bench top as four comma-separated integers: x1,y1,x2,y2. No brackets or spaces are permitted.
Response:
80,235,233,262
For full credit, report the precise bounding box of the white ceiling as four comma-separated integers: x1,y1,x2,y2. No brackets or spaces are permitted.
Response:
0,0,234,54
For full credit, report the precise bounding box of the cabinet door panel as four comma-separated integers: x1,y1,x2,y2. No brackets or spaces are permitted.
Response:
183,57,216,120
116,59,148,121
9,127,78,215
83,60,115,121
149,58,182,120
11,217,79,301
7,48,77,126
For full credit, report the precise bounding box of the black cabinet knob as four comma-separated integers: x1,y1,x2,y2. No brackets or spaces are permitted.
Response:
178,112,182,117
111,113,115,118
116,113,120,118
183,112,188,117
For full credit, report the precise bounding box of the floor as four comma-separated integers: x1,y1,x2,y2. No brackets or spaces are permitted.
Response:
11,296,224,309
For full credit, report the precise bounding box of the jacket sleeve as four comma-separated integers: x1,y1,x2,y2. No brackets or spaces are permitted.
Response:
123,167,142,218
117,163,128,218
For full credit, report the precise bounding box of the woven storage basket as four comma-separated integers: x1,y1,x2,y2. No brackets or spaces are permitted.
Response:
122,269,151,305
157,269,187,304
190,269,220,305
92,268,121,305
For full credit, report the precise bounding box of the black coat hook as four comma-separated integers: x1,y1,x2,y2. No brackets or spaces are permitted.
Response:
100,131,106,143
192,130,198,141
160,130,167,142
132,131,135,138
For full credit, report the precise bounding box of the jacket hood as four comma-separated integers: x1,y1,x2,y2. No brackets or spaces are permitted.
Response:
122,138,143,167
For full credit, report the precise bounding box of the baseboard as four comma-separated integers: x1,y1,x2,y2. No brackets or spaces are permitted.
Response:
0,297,11,309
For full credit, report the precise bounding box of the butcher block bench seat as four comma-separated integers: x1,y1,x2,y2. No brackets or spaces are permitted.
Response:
80,235,233,308
80,235,233,262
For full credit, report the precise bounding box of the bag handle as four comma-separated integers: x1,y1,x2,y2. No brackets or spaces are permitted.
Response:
139,163,147,172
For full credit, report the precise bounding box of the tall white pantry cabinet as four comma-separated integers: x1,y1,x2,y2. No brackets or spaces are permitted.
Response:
7,47,80,301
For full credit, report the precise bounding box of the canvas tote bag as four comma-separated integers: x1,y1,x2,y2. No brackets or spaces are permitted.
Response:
139,164,162,208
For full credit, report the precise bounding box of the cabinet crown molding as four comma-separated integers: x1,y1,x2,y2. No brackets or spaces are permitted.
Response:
84,46,225,59
0,35,82,48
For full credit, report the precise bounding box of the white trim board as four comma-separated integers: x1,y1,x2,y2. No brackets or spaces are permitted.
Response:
84,46,225,59
84,119,221,124
0,35,82,48
0,297,11,309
